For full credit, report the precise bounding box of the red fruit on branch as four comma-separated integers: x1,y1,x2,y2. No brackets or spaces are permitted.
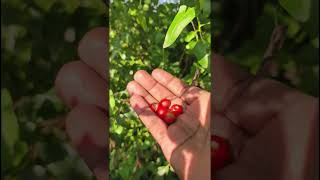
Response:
159,98,171,109
211,135,231,171
170,104,183,116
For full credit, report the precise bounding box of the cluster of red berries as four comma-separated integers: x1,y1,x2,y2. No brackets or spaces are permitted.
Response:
149,98,183,125
211,135,232,170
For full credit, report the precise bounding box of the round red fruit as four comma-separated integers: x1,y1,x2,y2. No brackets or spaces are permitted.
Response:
156,106,167,119
163,111,176,124
211,135,231,171
170,104,183,116
159,98,171,109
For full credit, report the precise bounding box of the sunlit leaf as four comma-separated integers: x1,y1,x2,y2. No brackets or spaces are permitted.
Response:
184,31,197,42
163,5,196,48
279,0,311,22
198,54,209,69
110,90,116,112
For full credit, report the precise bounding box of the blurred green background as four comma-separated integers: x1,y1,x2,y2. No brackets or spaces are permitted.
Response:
213,0,319,97
109,0,210,179
1,1,106,179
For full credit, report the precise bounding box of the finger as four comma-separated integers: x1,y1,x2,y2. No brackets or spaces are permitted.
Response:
129,95,196,162
213,53,313,134
66,104,107,178
78,27,108,80
126,81,158,105
129,94,169,145
134,70,177,101
151,68,189,97
55,61,107,110
212,53,251,112
212,112,248,159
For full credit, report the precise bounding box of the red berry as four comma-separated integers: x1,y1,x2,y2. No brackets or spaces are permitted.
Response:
163,111,176,124
156,106,168,119
211,135,231,170
159,98,171,109
170,104,183,116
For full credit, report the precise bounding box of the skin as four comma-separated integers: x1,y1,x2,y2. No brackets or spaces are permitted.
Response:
212,53,318,180
127,69,211,180
54,27,318,180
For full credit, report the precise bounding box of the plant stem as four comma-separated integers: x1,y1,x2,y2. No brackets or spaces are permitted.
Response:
197,17,204,40
191,21,199,41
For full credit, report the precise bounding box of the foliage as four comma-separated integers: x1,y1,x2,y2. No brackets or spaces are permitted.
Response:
109,0,211,179
1,0,106,179
213,0,319,96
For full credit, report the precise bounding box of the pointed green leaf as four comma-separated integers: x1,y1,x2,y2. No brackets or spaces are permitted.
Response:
163,5,196,48
1,89,19,153
109,90,115,111
198,54,209,69
186,40,197,50
184,31,197,42
279,0,311,22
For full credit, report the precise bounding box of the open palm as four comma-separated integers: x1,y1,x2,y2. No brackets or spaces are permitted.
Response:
212,53,318,180
127,69,211,180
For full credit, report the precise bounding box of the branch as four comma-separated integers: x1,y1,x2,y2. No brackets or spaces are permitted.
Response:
191,68,201,86
257,24,286,76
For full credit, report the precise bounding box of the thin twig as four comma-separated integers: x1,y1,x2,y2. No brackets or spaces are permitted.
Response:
258,24,286,76
191,68,201,86
191,21,199,41
222,24,287,119
197,17,204,40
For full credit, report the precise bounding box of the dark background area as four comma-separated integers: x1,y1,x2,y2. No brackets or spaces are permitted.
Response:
2,1,106,179
213,0,319,97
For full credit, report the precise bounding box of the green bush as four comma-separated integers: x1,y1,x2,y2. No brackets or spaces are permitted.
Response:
109,0,211,179
1,1,106,179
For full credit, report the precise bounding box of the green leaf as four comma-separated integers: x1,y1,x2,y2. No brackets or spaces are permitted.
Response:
61,0,80,14
311,37,319,48
114,125,124,135
12,141,28,167
279,0,311,22
198,54,209,69
137,15,148,32
80,0,107,15
109,90,115,112
186,40,197,50
184,31,197,42
1,89,19,153
157,165,169,176
163,5,196,48
33,0,57,12
47,157,93,179
199,0,211,17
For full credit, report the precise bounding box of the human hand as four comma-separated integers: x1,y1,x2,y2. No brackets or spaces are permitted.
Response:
127,69,211,180
212,53,318,180
55,27,108,180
